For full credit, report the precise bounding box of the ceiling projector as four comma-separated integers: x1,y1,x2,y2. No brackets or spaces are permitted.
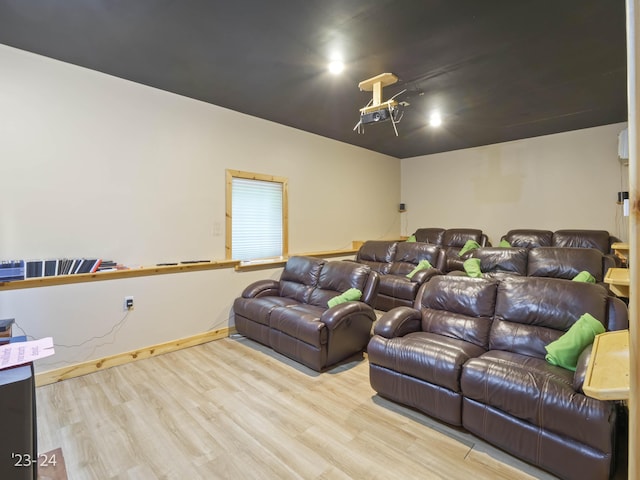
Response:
354,72,405,135
360,107,393,125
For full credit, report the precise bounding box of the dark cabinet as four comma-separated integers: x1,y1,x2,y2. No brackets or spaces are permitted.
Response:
0,362,37,480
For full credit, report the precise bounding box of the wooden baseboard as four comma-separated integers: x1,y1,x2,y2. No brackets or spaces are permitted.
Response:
35,327,236,387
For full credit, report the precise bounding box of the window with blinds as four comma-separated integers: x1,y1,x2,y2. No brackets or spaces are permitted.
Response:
226,170,288,261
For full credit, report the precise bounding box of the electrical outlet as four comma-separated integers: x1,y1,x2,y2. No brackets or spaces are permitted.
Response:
124,296,134,311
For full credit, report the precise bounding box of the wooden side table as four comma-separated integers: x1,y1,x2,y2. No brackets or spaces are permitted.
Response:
611,242,630,267
604,267,630,298
583,330,630,401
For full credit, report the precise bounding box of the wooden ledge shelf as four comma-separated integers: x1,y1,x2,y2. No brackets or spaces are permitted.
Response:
0,248,359,290
0,260,240,291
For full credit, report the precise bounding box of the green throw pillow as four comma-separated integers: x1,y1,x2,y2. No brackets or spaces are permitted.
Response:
458,240,481,256
406,259,433,279
499,239,511,247
327,288,362,308
572,271,596,283
406,235,417,243
544,313,605,371
463,258,482,278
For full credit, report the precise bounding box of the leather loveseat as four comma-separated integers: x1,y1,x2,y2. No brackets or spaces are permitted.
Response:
233,256,379,371
501,229,622,266
353,240,443,311
368,275,628,480
463,246,615,286
412,228,489,272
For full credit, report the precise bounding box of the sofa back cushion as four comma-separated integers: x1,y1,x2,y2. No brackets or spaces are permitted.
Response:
413,228,445,244
527,247,604,281
417,276,498,349
502,229,553,248
278,256,326,303
552,229,611,253
308,261,373,307
442,228,484,248
388,243,442,275
356,241,397,274
491,276,608,358
470,247,528,276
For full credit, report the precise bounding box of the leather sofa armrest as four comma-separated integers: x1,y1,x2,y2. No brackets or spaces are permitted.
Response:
604,252,621,268
573,344,593,393
373,306,422,338
241,279,280,298
322,302,376,330
607,296,629,331
409,268,442,284
361,270,380,306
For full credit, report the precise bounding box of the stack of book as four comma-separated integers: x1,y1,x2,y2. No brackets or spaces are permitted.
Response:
0,261,24,282
0,258,118,281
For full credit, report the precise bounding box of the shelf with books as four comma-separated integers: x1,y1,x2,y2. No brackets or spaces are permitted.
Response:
0,246,358,291
0,260,241,291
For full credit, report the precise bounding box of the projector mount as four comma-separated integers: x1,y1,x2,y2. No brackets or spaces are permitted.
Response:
354,72,407,136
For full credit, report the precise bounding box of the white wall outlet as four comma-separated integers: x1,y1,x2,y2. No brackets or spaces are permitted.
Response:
124,296,134,311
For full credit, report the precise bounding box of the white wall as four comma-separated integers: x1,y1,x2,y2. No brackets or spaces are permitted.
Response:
0,45,400,372
401,123,630,244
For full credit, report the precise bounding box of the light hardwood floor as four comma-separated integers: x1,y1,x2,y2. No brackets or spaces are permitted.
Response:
36,336,562,480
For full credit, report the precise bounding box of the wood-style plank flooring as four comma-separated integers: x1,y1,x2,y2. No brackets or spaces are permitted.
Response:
36,336,561,479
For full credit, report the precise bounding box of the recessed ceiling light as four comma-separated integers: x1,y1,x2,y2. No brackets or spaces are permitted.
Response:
429,111,442,127
328,59,344,74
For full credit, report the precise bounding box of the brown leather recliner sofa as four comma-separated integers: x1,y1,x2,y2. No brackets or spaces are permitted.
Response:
501,229,622,265
501,228,621,252
233,256,379,371
368,275,628,480
463,246,615,287
353,240,444,311
412,228,490,272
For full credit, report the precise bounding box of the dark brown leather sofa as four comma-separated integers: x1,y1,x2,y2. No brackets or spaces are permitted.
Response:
353,240,443,311
368,275,628,480
501,229,622,265
412,228,489,272
464,246,615,285
233,256,379,371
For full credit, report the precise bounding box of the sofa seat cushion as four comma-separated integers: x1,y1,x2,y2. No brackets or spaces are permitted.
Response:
269,304,328,347
461,350,614,451
378,275,419,301
368,332,486,393
233,296,301,326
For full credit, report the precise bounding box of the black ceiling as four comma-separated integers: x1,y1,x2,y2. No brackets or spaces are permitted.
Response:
0,1,628,159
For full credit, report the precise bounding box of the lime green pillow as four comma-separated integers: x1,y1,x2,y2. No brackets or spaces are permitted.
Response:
406,259,433,279
544,313,605,371
327,288,362,308
406,235,417,243
499,239,511,247
458,240,481,256
463,258,482,278
572,271,596,283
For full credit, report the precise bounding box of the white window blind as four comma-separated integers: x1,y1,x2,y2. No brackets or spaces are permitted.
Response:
231,177,283,261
